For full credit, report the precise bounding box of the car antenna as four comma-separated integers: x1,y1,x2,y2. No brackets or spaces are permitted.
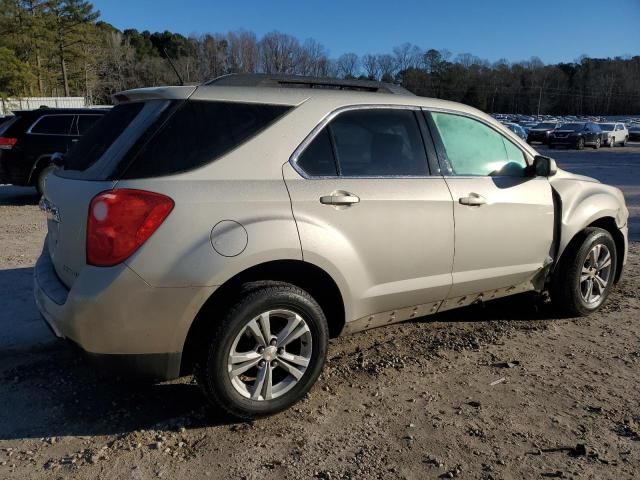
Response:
162,48,184,86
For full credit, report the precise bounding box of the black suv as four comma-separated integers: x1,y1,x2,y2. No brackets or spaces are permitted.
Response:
527,122,560,145
549,122,603,150
0,108,107,194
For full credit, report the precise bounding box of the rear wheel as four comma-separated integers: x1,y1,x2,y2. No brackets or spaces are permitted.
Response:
551,227,617,317
593,137,601,149
196,282,329,419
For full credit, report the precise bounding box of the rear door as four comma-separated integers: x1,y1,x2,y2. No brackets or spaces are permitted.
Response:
284,107,454,325
425,110,554,306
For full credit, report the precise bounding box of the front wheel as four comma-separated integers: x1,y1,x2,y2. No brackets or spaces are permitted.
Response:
576,137,585,150
593,137,601,149
609,136,615,148
196,282,329,419
551,227,617,317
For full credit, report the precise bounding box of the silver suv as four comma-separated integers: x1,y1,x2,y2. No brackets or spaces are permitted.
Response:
34,75,629,419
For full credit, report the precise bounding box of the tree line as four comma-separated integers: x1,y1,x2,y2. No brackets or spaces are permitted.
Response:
1,0,639,115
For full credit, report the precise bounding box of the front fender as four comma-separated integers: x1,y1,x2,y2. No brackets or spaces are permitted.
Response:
552,177,628,260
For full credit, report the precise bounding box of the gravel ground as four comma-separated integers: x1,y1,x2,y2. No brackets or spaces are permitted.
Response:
0,144,639,479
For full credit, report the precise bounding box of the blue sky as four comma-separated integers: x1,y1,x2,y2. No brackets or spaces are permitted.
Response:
91,0,640,64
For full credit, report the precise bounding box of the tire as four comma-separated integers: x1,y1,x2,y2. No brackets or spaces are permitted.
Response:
593,137,601,149
576,137,585,150
551,227,617,317
609,136,615,148
622,136,627,147
36,164,57,196
196,282,329,420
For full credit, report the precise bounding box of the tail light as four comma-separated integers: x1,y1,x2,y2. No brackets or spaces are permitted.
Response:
87,189,174,267
0,137,17,150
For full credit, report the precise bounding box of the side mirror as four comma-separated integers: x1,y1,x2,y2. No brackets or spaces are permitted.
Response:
532,155,557,177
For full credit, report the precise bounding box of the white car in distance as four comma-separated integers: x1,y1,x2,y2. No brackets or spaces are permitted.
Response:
598,123,629,147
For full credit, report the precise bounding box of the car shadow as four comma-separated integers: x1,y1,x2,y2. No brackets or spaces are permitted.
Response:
0,185,39,206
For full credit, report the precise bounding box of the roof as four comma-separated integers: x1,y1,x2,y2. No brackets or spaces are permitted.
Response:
204,73,413,95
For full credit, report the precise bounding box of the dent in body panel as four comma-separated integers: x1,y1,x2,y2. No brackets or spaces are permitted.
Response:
550,177,627,260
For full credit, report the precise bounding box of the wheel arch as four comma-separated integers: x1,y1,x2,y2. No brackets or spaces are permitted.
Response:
179,259,346,376
555,216,625,284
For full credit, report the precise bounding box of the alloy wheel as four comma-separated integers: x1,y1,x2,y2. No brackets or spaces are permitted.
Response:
580,244,612,306
228,309,312,401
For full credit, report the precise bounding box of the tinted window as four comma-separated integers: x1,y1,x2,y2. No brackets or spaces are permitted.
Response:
431,112,527,177
0,116,18,136
121,101,290,179
65,103,144,171
329,109,428,176
30,115,73,135
77,114,103,135
297,128,337,176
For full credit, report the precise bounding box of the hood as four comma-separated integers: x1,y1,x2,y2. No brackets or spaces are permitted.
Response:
550,168,600,184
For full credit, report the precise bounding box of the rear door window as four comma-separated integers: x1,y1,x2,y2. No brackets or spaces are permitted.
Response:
296,128,338,176
120,101,291,179
29,115,74,135
295,108,429,177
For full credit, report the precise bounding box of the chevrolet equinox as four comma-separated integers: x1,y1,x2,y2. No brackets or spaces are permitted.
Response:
34,74,629,419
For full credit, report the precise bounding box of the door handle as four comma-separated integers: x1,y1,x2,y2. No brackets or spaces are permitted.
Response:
459,193,486,206
320,193,360,206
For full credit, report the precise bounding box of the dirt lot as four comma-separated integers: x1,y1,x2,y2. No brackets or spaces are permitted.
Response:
1,145,639,480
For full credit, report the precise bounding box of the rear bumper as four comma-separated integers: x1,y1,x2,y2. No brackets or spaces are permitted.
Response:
33,240,216,380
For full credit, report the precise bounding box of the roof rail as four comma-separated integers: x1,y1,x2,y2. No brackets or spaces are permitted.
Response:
204,74,413,95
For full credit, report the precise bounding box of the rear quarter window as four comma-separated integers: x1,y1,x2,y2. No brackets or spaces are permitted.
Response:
120,101,291,179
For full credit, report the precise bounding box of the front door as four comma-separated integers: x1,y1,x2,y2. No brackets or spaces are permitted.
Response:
284,107,455,326
425,110,554,304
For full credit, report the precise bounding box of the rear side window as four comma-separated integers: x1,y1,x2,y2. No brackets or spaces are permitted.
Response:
295,108,429,177
120,101,291,179
30,115,73,135
65,103,144,171
76,114,103,135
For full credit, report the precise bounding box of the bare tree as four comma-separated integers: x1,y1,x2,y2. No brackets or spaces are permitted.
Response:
336,52,359,78
362,53,380,80
259,31,300,74
376,53,395,81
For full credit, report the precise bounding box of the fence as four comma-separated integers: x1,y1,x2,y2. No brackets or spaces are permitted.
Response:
0,97,88,116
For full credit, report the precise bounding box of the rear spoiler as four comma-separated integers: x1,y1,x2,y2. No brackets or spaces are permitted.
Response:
112,86,197,104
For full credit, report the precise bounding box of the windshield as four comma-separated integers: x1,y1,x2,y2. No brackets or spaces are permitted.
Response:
598,124,614,131
559,123,585,131
535,123,556,129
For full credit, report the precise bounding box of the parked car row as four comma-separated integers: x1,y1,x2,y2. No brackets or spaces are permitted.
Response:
496,113,640,150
